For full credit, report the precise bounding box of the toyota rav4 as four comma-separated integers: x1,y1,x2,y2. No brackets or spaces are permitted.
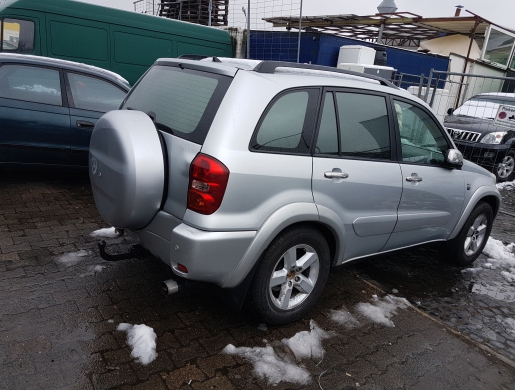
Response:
89,58,501,324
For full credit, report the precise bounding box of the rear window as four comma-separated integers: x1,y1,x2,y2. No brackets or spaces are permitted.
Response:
121,65,231,144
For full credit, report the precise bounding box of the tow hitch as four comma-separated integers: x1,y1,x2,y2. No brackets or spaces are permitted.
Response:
97,240,150,261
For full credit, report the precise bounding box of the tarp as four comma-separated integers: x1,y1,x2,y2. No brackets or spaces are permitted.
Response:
419,34,481,59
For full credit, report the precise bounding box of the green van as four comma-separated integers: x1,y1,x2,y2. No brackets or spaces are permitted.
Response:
0,0,233,84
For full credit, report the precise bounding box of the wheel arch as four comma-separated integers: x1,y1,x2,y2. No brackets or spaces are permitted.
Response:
448,187,501,240
222,203,345,289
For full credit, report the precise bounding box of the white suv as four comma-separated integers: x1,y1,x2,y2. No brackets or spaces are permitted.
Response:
89,58,501,324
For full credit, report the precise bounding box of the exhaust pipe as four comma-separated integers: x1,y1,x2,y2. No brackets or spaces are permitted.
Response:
161,279,182,295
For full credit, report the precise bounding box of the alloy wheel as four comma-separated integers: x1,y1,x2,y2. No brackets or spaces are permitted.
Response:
464,214,488,256
268,244,320,310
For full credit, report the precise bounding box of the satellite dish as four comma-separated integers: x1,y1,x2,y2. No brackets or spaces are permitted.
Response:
377,0,398,13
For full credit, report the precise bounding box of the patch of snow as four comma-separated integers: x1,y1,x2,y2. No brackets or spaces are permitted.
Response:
392,288,399,294
281,320,331,360
55,250,89,266
90,227,118,238
223,344,310,386
501,268,515,283
483,238,515,268
79,265,106,278
355,295,411,327
117,323,157,365
496,180,515,190
108,319,114,323
330,306,361,329
257,323,267,331
461,267,483,273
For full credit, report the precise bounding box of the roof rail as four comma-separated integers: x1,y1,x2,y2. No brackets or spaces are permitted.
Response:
253,61,397,88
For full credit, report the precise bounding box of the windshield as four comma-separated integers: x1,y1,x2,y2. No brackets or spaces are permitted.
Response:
454,96,515,119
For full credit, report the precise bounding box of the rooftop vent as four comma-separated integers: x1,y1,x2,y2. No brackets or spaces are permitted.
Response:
377,0,398,13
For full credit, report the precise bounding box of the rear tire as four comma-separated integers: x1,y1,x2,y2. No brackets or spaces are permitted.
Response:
495,150,515,183
442,201,493,266
249,225,330,325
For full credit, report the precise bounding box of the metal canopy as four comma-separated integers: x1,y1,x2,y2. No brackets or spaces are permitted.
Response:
263,11,508,47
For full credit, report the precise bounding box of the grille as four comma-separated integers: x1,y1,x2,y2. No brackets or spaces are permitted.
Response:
446,127,481,143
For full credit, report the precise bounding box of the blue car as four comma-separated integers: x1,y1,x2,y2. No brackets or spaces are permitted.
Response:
0,53,130,169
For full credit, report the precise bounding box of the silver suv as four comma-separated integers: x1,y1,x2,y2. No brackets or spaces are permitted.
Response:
89,58,501,324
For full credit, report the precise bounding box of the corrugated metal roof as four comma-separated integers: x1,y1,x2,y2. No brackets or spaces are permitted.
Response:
264,11,512,47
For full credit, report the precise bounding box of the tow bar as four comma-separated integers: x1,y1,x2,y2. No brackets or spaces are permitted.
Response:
97,240,150,262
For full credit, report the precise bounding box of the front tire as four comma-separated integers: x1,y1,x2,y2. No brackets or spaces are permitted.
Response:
496,150,515,182
442,201,493,266
249,225,330,325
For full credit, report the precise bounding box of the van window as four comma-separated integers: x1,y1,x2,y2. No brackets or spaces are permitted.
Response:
122,65,232,144
1,19,34,52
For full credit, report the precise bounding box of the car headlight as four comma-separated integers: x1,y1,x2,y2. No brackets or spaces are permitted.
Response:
480,131,506,144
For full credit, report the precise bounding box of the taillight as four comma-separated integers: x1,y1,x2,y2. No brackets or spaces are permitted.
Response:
187,154,229,215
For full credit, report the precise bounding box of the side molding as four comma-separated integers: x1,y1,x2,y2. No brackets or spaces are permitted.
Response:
448,186,501,240
223,202,319,288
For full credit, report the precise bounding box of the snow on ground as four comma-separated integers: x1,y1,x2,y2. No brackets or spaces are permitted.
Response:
331,295,411,328
225,296,412,386
224,320,329,386
496,180,515,190
55,250,89,266
117,323,158,365
482,238,515,269
90,227,119,238
79,265,107,278
501,268,515,283
281,320,332,360
223,343,311,386
329,305,361,329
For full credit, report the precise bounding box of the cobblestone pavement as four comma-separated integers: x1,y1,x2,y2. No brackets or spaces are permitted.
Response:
1,170,515,390
350,187,515,362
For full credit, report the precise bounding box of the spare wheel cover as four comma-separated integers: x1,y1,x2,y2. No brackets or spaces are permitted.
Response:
89,110,165,229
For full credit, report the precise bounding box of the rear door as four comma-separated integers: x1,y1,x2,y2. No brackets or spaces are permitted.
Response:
0,62,70,165
382,98,465,251
312,89,403,262
65,71,128,167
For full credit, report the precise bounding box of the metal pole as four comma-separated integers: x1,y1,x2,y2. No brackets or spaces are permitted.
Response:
455,16,480,108
246,0,250,59
424,69,434,102
296,0,303,63
208,0,212,26
377,23,385,43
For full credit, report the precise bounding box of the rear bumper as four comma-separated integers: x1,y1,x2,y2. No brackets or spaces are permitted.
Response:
454,142,509,172
127,211,256,287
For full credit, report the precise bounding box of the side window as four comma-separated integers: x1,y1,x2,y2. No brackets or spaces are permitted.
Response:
336,93,390,159
316,91,391,160
0,64,62,106
393,100,449,165
67,73,126,112
2,19,35,52
252,89,317,154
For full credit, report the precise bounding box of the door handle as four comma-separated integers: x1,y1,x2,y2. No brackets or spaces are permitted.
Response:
76,120,94,129
406,176,423,182
324,172,349,179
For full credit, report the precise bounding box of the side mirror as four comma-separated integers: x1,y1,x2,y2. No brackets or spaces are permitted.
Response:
447,107,454,115
445,149,463,168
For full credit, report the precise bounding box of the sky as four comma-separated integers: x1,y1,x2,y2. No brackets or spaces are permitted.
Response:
79,0,515,31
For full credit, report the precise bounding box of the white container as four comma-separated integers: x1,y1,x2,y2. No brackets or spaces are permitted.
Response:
408,86,450,122
337,45,376,65
338,63,396,80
